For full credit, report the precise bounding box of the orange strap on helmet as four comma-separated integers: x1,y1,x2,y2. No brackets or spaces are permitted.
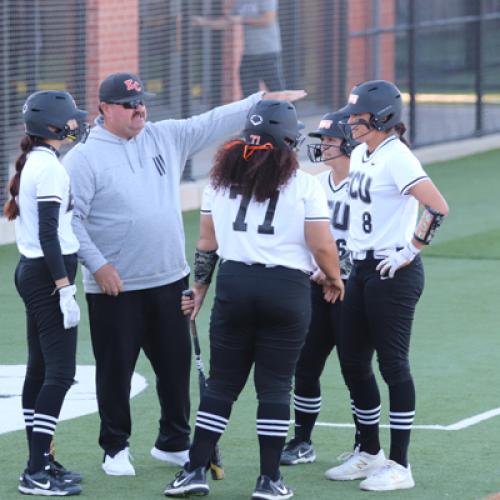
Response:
242,143,274,160
223,139,244,150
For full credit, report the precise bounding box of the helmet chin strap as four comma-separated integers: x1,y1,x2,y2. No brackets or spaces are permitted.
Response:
307,143,345,163
348,118,374,141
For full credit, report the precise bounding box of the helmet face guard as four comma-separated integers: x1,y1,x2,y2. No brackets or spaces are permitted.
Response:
23,91,88,142
308,109,359,162
65,122,90,143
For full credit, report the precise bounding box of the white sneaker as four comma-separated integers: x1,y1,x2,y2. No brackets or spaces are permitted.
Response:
102,447,135,476
150,447,189,467
325,448,386,481
359,459,415,491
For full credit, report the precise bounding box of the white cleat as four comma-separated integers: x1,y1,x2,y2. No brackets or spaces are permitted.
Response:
325,448,386,481
359,459,415,491
102,447,136,476
150,447,189,467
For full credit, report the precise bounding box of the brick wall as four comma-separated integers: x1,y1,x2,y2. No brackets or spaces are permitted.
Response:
86,0,139,118
347,0,395,92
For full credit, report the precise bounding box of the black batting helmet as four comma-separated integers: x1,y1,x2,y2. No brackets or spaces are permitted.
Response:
23,91,88,141
344,80,402,132
243,100,304,150
307,108,359,162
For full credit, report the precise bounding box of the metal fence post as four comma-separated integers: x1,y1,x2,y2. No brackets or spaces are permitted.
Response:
181,0,194,182
0,0,9,208
408,0,417,145
475,0,484,136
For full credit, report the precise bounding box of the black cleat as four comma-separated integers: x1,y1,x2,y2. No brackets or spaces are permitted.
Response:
49,457,83,484
251,475,293,500
18,469,81,496
280,439,316,465
164,466,209,497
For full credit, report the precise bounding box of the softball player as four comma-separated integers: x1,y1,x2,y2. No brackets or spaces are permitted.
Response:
3,91,88,496
280,109,360,466
326,80,449,491
164,99,344,499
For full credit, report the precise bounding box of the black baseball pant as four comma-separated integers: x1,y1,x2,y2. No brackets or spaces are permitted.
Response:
187,261,311,480
15,254,78,473
338,255,424,466
86,276,191,456
292,282,359,445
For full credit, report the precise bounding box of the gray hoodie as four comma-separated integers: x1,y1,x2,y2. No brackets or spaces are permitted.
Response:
64,92,262,293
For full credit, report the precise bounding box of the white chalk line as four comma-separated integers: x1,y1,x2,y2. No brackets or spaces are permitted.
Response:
313,406,500,431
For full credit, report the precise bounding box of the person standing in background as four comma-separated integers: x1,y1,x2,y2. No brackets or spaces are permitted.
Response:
193,0,285,97
4,90,88,496
64,71,305,477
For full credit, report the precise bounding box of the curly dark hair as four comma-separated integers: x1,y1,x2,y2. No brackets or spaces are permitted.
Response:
210,139,299,202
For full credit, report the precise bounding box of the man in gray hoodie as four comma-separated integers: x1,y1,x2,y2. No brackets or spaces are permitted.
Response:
64,71,305,476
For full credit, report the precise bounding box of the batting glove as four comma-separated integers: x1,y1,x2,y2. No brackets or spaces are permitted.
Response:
58,284,80,329
376,242,420,279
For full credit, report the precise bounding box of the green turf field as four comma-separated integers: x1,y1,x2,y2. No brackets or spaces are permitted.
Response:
1,149,499,500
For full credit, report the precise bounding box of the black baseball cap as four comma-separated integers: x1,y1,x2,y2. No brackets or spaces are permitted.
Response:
99,72,156,104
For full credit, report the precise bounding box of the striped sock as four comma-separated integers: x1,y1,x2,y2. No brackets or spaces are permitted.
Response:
188,397,231,471
293,393,321,442
348,375,381,455
28,385,67,473
351,399,361,448
389,378,416,467
257,403,290,481
23,408,35,445
29,413,58,473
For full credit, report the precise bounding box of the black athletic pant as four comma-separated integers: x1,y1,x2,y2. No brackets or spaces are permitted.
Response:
338,255,424,467
188,261,311,480
15,254,78,473
293,282,359,445
86,277,191,456
239,52,285,97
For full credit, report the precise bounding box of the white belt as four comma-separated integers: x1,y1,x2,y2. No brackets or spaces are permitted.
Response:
351,248,402,261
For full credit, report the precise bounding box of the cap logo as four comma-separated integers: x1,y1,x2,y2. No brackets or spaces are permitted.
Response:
22,103,28,114
249,114,263,126
124,79,142,92
318,119,333,129
348,93,359,104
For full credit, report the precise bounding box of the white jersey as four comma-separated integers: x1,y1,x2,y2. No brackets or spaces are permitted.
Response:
15,147,79,258
347,135,428,253
316,169,350,258
201,169,329,272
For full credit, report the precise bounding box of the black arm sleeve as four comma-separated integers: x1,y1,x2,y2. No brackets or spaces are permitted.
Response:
38,201,67,282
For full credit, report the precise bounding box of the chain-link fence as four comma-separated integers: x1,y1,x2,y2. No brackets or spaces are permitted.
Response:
1,0,500,208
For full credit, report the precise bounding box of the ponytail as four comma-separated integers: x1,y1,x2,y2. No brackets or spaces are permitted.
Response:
394,122,410,147
3,135,38,220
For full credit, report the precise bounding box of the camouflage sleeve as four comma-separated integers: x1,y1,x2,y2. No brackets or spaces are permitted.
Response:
194,249,219,285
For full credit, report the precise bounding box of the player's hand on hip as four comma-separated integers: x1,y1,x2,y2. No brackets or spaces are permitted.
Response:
58,284,80,329
376,242,420,279
263,90,307,102
94,263,123,296
181,283,209,320
322,277,344,303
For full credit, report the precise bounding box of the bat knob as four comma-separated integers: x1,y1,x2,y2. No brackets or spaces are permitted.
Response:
182,289,194,299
